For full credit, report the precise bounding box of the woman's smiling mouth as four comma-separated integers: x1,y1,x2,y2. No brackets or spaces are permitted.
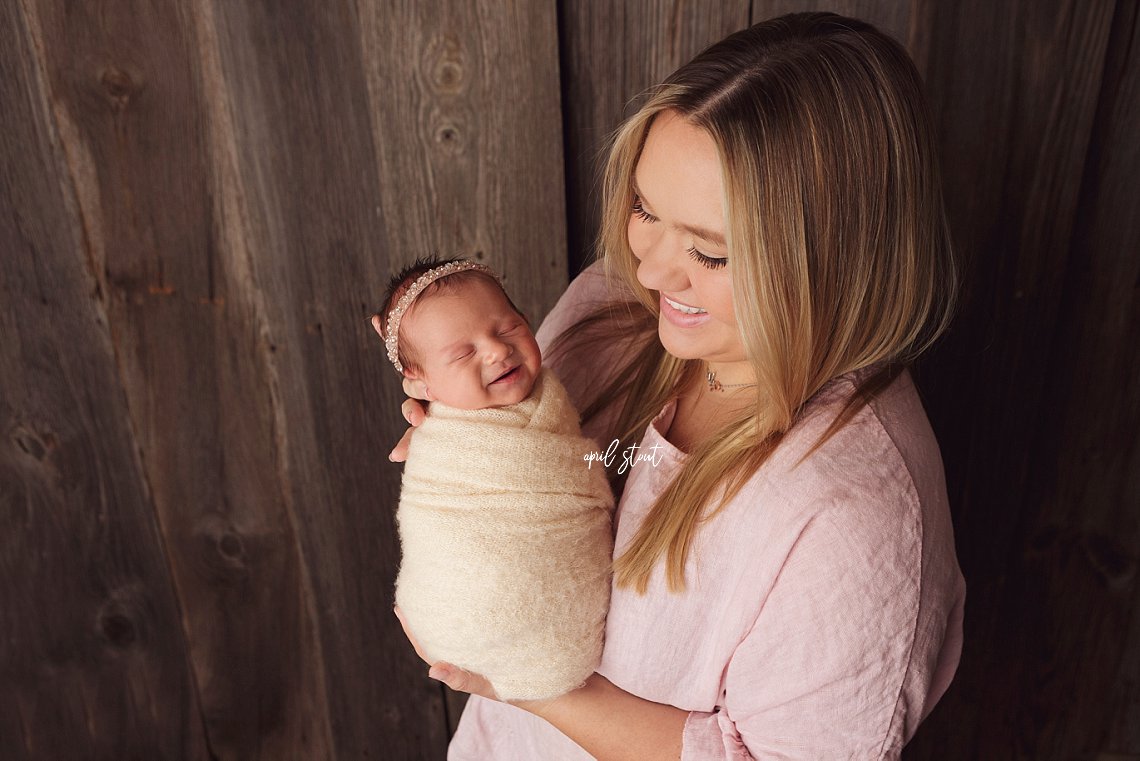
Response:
663,294,707,314
660,293,712,328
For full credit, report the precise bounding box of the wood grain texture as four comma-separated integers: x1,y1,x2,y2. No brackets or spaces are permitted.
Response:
207,0,568,754
751,0,911,47
359,0,568,322
0,1,209,759
16,0,338,757
1091,12,1140,750
199,1,445,756
356,2,569,734
558,1,751,276
901,0,1125,758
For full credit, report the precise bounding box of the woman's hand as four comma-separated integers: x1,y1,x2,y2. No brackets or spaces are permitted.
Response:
389,383,429,462
394,606,686,759
393,606,500,701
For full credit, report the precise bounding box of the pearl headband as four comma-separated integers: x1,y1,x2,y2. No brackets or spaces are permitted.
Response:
383,260,503,374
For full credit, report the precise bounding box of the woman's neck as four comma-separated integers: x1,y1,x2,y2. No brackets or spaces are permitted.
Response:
666,369,757,453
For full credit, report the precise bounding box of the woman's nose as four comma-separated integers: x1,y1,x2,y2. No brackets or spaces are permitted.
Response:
634,228,690,294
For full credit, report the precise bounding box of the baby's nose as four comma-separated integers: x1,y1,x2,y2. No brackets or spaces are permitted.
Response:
484,341,511,364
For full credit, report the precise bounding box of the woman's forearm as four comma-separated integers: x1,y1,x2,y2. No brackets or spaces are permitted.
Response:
515,673,687,761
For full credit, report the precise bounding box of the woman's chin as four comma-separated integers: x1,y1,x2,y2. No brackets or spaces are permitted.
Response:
657,325,707,361
658,324,747,365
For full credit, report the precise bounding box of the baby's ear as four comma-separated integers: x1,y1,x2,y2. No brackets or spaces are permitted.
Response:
400,368,432,401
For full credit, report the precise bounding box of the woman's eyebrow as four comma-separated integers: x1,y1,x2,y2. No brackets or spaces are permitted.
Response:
632,175,727,247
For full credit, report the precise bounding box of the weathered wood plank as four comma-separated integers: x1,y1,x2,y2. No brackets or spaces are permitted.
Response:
359,0,569,320
558,1,751,276
205,0,568,753
1001,0,1140,754
898,0,1121,758
752,0,912,49
355,1,569,737
0,2,209,759
19,0,335,757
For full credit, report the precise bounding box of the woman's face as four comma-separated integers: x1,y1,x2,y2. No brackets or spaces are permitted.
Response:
627,110,746,369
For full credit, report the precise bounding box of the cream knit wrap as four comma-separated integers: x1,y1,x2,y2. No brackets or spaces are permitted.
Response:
394,368,615,701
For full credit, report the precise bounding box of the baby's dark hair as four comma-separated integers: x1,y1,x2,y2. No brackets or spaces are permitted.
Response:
374,255,527,375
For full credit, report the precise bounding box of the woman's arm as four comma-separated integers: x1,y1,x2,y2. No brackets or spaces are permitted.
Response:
519,675,687,761
453,668,687,761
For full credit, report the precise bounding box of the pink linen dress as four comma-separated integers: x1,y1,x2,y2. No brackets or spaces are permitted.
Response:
446,262,966,760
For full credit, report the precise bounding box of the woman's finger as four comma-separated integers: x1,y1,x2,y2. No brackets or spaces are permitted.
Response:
428,662,499,701
400,398,427,427
389,426,415,462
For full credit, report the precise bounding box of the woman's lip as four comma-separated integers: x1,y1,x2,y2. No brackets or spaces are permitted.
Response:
660,293,711,328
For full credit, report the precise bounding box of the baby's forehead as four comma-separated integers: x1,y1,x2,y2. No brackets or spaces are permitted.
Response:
405,281,517,338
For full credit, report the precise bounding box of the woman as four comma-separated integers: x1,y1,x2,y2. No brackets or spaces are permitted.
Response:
390,11,964,759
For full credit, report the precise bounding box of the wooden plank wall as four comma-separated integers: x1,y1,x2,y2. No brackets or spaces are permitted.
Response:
1,0,564,759
1,0,1137,758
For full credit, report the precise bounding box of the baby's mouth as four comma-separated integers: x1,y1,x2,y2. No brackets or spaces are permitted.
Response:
490,365,521,384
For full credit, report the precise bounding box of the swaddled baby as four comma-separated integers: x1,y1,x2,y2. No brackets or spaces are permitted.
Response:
372,256,614,701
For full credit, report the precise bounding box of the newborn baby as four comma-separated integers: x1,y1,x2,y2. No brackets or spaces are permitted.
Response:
372,257,614,701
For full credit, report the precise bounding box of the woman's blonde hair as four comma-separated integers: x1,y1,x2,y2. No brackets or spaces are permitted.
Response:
549,12,959,594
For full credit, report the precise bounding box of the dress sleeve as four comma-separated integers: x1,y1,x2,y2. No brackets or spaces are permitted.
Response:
534,260,640,444
681,502,927,760
534,260,614,354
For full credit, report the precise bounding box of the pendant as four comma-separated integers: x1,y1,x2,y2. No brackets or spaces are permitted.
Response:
706,370,722,392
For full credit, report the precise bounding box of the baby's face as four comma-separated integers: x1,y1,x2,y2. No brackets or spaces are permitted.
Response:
401,276,542,410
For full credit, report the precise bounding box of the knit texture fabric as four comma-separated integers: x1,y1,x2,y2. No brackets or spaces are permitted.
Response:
395,368,615,701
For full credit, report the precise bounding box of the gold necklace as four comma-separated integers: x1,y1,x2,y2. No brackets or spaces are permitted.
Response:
706,369,758,392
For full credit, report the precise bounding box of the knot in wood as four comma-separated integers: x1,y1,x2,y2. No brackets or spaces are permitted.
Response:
97,589,146,650
423,33,467,95
11,426,48,461
1081,532,1136,590
427,106,471,157
100,66,140,109
195,514,250,579
436,124,461,147
100,613,137,648
218,531,244,560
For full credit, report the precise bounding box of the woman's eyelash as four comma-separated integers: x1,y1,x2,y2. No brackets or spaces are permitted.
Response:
689,248,728,270
631,199,657,224
633,196,728,270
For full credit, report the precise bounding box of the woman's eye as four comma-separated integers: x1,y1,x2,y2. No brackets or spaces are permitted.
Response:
631,198,657,224
688,247,728,270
